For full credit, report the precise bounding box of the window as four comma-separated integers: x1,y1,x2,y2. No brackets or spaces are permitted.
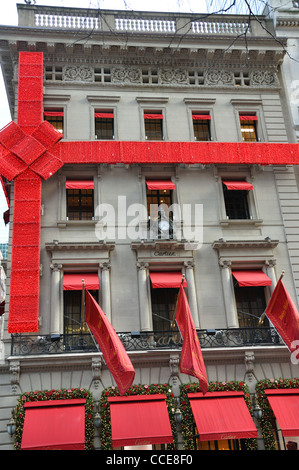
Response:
64,290,98,334
44,108,64,133
95,110,114,140
192,113,211,141
239,114,258,142
234,286,267,328
222,181,252,220
151,288,177,332
144,111,163,140
146,180,175,239
66,180,94,220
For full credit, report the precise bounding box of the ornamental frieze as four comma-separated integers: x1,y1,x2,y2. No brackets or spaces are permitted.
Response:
63,65,94,82
111,66,142,83
48,64,279,88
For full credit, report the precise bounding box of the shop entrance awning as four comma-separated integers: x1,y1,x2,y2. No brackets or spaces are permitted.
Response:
149,272,187,289
21,399,86,450
188,391,258,441
108,394,173,447
63,273,99,291
232,270,272,287
265,389,299,437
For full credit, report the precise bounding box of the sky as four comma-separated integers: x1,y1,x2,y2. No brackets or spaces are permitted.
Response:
0,0,210,244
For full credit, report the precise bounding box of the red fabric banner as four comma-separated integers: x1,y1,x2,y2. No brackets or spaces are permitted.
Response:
265,279,299,352
175,285,208,394
85,290,135,395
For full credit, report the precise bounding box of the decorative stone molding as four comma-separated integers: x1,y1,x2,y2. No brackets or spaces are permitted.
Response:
245,351,256,383
250,70,278,87
111,66,142,84
205,69,234,86
160,69,189,84
9,361,20,394
91,357,103,390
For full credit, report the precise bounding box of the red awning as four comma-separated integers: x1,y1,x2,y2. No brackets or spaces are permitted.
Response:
108,394,173,447
63,273,99,291
232,270,272,287
222,180,253,191
188,391,258,441
146,180,175,190
265,389,299,437
150,272,187,289
95,112,114,118
144,113,163,119
192,114,211,120
21,399,86,450
65,180,94,189
239,115,258,121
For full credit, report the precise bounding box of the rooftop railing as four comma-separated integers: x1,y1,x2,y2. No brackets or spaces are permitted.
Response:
11,327,283,356
17,5,268,37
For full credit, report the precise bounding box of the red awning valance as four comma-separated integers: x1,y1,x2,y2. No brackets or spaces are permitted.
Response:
95,112,114,118
63,273,99,291
150,272,187,289
239,115,258,121
21,399,86,450
144,113,163,119
65,180,94,190
265,389,299,437
44,111,64,117
188,391,258,441
232,270,272,287
146,180,175,190
222,180,253,191
192,114,211,120
108,394,173,447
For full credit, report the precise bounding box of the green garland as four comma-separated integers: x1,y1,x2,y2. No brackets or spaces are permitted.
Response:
14,388,94,450
256,377,299,450
100,383,177,450
180,381,257,450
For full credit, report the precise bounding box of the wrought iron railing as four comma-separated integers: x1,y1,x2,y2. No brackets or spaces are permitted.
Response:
10,327,283,356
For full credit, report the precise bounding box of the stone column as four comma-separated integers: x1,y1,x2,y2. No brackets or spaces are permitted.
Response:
184,261,200,328
137,261,152,331
219,260,239,328
50,263,62,335
100,262,111,322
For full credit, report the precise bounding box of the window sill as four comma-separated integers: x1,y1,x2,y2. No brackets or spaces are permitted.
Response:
220,218,263,227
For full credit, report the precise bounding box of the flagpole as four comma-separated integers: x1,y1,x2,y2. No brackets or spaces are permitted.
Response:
171,274,185,329
258,270,285,326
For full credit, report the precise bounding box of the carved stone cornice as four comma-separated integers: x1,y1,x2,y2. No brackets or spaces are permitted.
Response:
45,241,115,252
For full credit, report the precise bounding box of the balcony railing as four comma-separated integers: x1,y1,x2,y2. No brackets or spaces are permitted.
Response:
11,327,283,356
